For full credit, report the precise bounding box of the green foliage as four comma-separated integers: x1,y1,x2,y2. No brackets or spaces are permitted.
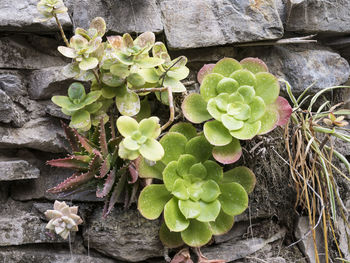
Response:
138,124,256,247
182,58,292,164
117,116,164,161
36,0,67,22
52,82,102,131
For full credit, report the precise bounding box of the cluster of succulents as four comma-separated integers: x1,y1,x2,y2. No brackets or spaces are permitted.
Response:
45,200,83,239
36,0,67,22
182,58,292,164
137,123,256,247
38,3,292,260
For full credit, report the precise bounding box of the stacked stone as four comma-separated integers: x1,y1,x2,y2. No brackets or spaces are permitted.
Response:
0,0,349,262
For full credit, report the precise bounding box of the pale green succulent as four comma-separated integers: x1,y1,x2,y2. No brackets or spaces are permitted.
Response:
36,0,67,22
117,116,164,161
137,123,255,247
52,82,102,131
58,18,106,71
45,200,83,240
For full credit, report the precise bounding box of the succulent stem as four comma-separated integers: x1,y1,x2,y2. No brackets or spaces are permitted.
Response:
161,86,174,131
53,13,70,47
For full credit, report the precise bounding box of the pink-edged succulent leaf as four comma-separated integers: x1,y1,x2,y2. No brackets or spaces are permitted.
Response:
182,93,212,124
240,57,268,74
212,139,242,164
96,169,116,198
47,171,95,194
170,248,194,263
106,172,127,215
274,96,292,126
197,64,215,84
61,121,80,152
128,162,139,184
99,118,108,158
73,129,94,154
46,156,89,171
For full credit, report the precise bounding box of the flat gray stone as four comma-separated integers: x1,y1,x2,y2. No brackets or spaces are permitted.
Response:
159,0,283,49
286,0,350,34
0,118,68,153
83,207,163,262
0,202,71,246
0,89,25,127
0,70,27,99
68,0,162,34
238,44,350,94
28,66,73,100
0,35,67,69
0,158,40,181
0,0,71,32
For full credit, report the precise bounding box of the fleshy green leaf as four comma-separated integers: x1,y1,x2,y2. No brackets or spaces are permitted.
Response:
212,139,242,164
200,73,223,102
240,57,268,74
229,121,261,140
209,210,234,235
177,154,197,177
70,110,91,130
139,138,164,161
257,107,279,135
248,96,266,123
182,93,211,124
221,114,244,131
110,63,130,78
273,96,292,126
116,115,138,137
211,58,242,77
102,73,124,87
203,160,223,182
160,132,187,165
163,76,186,92
164,198,189,232
138,184,171,219
207,98,225,121
169,122,197,140
139,117,160,138
222,166,256,194
179,199,201,219
172,178,190,200
118,142,140,160
200,180,221,202
216,77,239,94
82,91,101,105
230,69,256,87
181,220,212,247
159,222,184,248
128,73,145,87
115,87,140,116
135,97,152,122
135,57,164,68
57,46,77,58
139,68,160,83
238,85,255,104
68,82,86,100
79,57,99,71
189,163,207,181
255,72,279,105
197,64,215,84
52,96,74,109
185,136,212,162
188,182,203,201
167,66,189,80
204,120,232,146
163,161,181,191
219,182,248,216
89,17,106,37
136,157,165,180
197,200,221,222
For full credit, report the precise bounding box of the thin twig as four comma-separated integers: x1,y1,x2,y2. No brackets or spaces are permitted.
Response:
53,13,70,47
161,86,174,131
134,87,168,93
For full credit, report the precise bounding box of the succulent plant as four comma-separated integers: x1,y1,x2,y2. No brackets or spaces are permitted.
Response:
117,116,164,161
137,123,255,247
45,200,83,239
47,120,138,216
36,0,67,22
58,17,106,71
52,82,102,131
182,57,292,164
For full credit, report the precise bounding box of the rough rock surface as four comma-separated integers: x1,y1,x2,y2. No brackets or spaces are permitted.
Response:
0,70,27,99
286,0,350,34
0,118,67,153
0,0,71,32
83,207,163,262
159,0,283,49
0,89,25,127
67,0,162,34
28,66,73,99
238,44,350,94
0,158,40,181
0,35,67,69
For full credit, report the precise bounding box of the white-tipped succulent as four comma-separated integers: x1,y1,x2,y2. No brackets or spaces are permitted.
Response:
45,200,83,239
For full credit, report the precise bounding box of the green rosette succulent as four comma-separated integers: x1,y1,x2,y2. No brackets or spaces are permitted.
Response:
36,0,67,22
58,17,106,72
117,116,164,161
182,57,291,164
52,82,102,131
137,123,256,247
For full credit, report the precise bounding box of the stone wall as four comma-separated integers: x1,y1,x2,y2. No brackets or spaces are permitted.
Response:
0,0,350,262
